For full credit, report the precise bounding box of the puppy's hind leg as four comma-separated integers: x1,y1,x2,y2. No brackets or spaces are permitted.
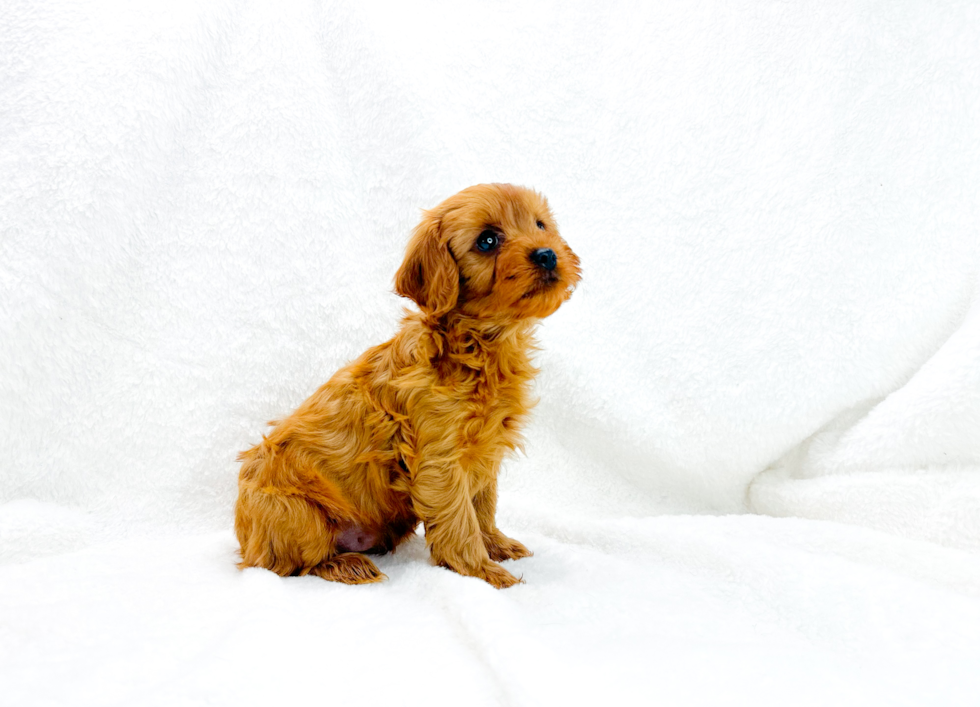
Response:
308,553,386,584
236,441,372,580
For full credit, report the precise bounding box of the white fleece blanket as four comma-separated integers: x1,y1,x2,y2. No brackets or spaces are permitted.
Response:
2,2,979,705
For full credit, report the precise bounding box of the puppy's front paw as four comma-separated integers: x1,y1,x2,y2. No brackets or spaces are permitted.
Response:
479,561,523,589
434,551,523,589
484,531,533,562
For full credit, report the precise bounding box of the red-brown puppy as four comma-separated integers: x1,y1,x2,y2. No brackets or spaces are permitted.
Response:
235,184,581,588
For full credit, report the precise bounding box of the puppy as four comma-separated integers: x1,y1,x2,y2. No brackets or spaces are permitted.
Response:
235,184,581,588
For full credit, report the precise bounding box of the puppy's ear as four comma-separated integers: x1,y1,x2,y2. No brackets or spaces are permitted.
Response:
394,210,459,316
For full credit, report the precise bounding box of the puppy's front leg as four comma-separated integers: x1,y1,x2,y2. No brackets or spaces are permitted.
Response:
412,461,522,589
473,482,532,562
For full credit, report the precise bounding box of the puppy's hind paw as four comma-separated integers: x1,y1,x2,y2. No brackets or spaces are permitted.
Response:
484,532,533,562
309,553,386,584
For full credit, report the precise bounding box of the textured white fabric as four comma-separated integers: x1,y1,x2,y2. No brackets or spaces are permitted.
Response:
2,2,979,704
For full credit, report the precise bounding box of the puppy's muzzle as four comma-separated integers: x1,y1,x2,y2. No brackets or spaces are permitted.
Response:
530,248,557,271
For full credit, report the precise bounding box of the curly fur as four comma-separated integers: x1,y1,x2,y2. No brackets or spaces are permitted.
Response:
234,184,581,588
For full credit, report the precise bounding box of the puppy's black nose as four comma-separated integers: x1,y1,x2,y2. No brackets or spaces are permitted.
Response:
531,248,557,271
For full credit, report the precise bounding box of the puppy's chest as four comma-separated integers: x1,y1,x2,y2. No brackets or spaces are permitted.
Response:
453,374,530,455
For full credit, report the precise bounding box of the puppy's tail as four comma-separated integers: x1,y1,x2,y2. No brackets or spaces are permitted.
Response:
235,438,357,574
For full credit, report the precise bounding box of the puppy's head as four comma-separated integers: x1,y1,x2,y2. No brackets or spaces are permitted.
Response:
395,184,581,321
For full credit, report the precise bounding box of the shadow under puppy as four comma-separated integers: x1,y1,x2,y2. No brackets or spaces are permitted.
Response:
235,184,581,588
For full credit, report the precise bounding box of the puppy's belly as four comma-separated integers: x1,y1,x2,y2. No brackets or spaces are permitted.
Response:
337,524,382,554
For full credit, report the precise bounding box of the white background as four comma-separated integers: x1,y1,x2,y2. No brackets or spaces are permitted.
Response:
2,2,979,705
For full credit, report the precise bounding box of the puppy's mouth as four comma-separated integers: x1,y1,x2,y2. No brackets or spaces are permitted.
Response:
520,271,560,299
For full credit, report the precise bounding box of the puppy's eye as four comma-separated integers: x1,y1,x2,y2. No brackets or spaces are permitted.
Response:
476,230,500,253
536,220,545,230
